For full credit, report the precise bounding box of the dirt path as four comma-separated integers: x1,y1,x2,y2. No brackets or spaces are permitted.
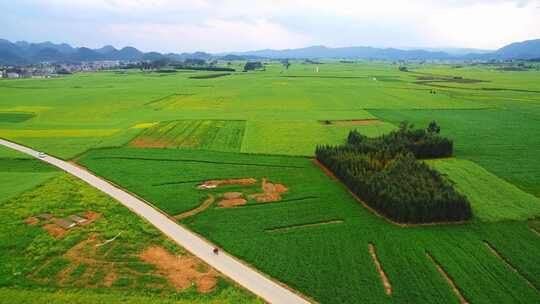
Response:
368,244,392,295
0,138,312,304
175,195,215,220
426,252,469,304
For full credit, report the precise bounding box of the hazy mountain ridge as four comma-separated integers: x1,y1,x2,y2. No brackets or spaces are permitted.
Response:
0,38,539,65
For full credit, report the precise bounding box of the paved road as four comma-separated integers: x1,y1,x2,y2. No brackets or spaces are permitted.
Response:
0,139,311,304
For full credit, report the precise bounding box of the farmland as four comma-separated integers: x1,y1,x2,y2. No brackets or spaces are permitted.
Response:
78,147,540,304
0,149,260,303
2,61,540,303
130,120,245,152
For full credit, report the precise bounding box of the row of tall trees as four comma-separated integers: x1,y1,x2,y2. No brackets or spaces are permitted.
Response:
316,123,472,223
347,122,453,159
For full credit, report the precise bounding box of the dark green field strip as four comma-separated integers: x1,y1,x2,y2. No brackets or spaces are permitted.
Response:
90,156,307,169
151,179,205,187
0,112,35,123
189,73,231,79
414,81,540,94
281,75,370,79
375,240,461,304
425,252,467,304
482,223,540,289
265,219,344,233
483,241,537,290
0,158,57,172
90,146,309,167
426,236,540,303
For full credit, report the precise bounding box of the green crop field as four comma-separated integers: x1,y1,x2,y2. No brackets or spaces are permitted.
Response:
428,158,540,222
0,147,59,204
0,155,260,302
2,61,540,303
0,144,259,303
78,147,540,304
130,120,245,152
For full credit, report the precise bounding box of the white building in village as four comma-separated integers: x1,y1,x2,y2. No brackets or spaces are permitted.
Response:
6,72,20,79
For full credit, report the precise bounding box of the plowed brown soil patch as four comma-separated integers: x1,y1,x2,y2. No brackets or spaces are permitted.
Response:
262,178,288,194
81,211,101,224
64,234,101,263
218,198,247,208
368,244,392,295
129,138,170,148
103,271,118,287
57,234,118,287
223,192,243,199
139,246,217,293
25,216,39,225
197,178,257,189
320,119,383,126
43,223,67,239
249,193,282,202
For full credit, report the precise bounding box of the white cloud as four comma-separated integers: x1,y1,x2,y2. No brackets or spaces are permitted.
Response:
1,0,539,51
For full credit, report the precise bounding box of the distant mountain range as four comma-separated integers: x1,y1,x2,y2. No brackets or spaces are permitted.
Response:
1,38,539,65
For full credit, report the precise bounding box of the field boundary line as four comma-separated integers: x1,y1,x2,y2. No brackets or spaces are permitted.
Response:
0,138,314,304
483,241,537,290
265,219,343,233
368,243,392,295
231,196,319,210
91,156,308,169
426,252,469,304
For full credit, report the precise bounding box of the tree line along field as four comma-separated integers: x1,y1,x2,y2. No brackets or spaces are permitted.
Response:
0,148,261,303
2,61,540,303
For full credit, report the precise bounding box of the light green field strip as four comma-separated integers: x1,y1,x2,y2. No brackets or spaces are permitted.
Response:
0,129,119,138
428,158,540,222
0,106,52,113
241,120,395,156
0,171,59,204
131,120,246,152
0,288,259,304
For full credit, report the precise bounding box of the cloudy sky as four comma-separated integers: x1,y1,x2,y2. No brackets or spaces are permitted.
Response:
1,0,540,53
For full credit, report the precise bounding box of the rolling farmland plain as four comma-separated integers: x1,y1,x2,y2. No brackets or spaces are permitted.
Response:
1,61,539,303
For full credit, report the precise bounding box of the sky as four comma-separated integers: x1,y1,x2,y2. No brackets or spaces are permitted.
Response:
1,0,540,53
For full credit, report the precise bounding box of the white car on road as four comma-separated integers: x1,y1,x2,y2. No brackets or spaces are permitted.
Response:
37,152,47,158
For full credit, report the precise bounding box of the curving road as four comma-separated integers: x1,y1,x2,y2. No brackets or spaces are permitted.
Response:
0,139,311,304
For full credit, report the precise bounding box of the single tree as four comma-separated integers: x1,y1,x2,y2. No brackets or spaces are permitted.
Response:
427,121,441,135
